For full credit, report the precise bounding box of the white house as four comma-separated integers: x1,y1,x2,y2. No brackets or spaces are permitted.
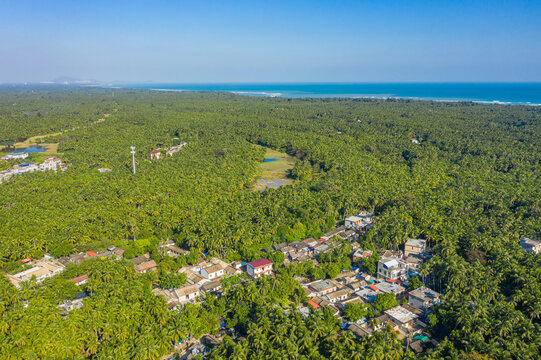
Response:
246,259,273,278
325,289,349,303
4,151,28,160
201,264,224,280
377,258,406,281
175,284,200,303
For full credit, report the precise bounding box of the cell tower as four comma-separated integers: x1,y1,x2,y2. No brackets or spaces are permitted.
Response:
130,146,136,174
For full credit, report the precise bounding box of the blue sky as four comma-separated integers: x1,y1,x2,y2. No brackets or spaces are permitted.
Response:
0,0,540,83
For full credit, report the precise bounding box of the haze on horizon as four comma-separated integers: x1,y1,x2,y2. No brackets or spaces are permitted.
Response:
1,0,540,84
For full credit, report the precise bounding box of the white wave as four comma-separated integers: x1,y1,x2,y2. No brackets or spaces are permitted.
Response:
231,91,282,97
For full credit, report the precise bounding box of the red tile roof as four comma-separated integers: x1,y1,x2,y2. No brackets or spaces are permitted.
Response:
150,151,161,154
247,259,273,269
69,274,89,284
369,284,380,291
136,260,158,272
307,300,320,309
86,251,98,257
21,258,34,263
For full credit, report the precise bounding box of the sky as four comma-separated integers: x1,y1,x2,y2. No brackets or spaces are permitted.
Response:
0,0,540,83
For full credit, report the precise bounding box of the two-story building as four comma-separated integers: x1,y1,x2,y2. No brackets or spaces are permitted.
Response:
246,259,273,278
377,258,406,281
408,287,441,312
404,239,427,257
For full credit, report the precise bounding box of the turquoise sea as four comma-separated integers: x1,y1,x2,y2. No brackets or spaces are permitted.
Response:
116,83,541,105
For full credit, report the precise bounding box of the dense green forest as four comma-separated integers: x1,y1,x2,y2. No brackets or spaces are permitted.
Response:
0,87,540,359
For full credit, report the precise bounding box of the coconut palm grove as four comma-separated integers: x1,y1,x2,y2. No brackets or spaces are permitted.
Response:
0,86,540,359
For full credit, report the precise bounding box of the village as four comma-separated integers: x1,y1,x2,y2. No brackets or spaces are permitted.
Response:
6,212,541,359
0,153,67,183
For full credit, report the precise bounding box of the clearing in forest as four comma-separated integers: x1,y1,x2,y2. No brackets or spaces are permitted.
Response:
253,147,296,191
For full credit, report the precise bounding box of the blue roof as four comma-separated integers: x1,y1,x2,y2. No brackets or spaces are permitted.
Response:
18,162,33,166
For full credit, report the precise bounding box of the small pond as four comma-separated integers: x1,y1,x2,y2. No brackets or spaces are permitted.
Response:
263,158,278,162
17,145,46,153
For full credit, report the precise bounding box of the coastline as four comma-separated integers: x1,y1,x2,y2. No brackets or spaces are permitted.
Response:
108,83,541,106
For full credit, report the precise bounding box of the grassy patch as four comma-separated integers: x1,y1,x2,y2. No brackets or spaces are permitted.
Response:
252,147,296,191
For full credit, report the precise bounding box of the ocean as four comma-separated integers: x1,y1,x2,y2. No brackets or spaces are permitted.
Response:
115,83,541,105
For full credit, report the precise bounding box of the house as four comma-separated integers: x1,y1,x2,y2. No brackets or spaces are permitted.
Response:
153,288,180,306
302,238,318,247
347,280,368,292
290,241,310,252
404,239,427,257
372,314,398,331
224,265,241,275
321,225,347,241
312,243,329,255
308,279,338,296
352,249,365,260
175,284,200,303
201,264,224,280
307,299,321,309
167,245,188,257
68,274,89,286
130,253,150,265
136,260,158,273
375,281,406,298
85,251,98,257
57,252,86,265
271,242,287,251
7,260,64,287
377,258,406,281
112,247,125,259
358,272,371,281
201,280,223,294
344,212,374,230
356,285,381,303
408,287,441,312
325,289,349,303
348,323,373,338
4,151,28,159
246,259,273,278
404,254,424,272
384,306,419,329
58,299,84,313
410,138,420,144
310,296,330,308
150,150,161,160
519,237,541,254
182,270,207,286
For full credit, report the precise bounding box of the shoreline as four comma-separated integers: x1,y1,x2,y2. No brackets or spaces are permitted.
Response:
110,86,541,106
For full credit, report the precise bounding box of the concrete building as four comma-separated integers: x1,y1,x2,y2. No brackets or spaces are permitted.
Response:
246,259,273,278
377,258,406,280
404,239,427,257
408,287,441,312
519,237,541,254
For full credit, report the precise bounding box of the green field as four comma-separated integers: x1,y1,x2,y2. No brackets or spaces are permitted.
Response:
253,147,296,190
